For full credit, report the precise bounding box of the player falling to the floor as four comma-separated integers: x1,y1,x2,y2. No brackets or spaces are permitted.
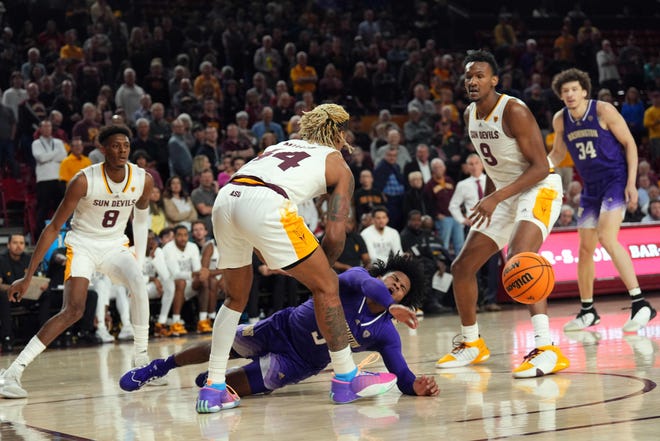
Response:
119,254,439,399
434,50,569,378
548,68,657,332
197,104,418,413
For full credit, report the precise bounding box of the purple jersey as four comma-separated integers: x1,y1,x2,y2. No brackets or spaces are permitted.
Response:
562,100,627,183
232,267,417,395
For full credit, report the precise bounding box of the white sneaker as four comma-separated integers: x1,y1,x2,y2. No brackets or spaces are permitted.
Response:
512,345,570,378
0,369,27,399
118,325,135,341
96,327,115,343
563,309,600,331
132,355,168,387
436,337,490,369
622,301,657,332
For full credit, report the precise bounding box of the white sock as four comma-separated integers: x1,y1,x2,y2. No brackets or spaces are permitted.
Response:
132,325,149,356
199,312,208,321
531,314,552,347
329,346,357,377
172,314,181,323
209,312,216,320
157,315,168,324
628,287,642,297
6,336,46,378
207,305,242,385
461,323,479,342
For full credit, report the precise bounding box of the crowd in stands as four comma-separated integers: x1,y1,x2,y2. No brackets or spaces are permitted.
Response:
1,1,660,349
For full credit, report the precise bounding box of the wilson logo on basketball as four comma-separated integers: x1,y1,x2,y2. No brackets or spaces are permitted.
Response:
502,260,520,277
505,272,534,292
502,252,555,304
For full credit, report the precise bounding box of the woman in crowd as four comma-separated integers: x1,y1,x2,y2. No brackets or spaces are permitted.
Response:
149,186,167,235
162,175,198,229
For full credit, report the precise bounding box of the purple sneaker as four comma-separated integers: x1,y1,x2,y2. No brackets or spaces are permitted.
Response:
330,371,397,404
119,358,169,391
196,385,241,413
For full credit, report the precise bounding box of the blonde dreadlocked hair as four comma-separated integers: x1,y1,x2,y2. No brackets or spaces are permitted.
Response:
299,103,353,152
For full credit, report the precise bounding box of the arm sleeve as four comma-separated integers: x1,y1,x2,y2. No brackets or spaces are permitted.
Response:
361,277,395,309
378,332,417,395
339,267,394,309
132,206,149,268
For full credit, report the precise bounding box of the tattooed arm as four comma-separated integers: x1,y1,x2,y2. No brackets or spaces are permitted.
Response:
321,151,355,266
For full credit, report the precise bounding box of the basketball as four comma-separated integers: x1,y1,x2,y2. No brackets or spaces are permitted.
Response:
501,252,555,304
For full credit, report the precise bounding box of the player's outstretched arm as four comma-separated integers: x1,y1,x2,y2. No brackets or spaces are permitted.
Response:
8,174,88,302
321,152,354,266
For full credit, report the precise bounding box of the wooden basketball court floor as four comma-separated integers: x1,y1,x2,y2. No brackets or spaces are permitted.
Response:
1,295,659,441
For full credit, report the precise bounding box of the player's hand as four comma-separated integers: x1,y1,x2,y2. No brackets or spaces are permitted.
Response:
8,277,30,303
469,193,499,228
388,304,418,329
413,375,440,396
270,268,292,277
625,183,638,209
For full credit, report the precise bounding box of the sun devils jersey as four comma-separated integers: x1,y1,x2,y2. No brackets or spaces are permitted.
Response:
68,162,145,242
468,94,529,190
235,139,337,203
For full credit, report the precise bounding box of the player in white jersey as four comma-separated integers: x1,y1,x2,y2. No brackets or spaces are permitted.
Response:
162,225,207,336
1,125,154,399
197,103,417,413
435,50,569,378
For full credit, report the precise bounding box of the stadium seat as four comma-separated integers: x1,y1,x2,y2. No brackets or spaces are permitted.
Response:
0,178,29,228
